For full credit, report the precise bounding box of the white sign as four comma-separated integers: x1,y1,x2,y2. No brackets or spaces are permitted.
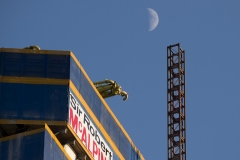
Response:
68,92,113,160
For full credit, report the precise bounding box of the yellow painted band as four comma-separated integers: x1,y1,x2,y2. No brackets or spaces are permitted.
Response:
67,124,94,160
0,119,67,125
0,48,71,55
0,128,45,142
0,76,69,85
45,124,72,160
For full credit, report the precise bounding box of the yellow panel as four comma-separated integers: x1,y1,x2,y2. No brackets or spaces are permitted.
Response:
0,128,45,142
0,76,69,85
0,119,67,125
0,48,71,55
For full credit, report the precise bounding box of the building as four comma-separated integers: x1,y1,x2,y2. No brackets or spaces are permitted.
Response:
0,47,144,160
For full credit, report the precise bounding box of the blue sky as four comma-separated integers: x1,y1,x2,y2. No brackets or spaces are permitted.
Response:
1,1,240,159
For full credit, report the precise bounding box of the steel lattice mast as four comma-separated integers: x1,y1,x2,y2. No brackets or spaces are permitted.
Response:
167,43,186,160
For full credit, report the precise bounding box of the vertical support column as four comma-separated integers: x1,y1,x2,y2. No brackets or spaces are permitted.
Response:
167,43,186,160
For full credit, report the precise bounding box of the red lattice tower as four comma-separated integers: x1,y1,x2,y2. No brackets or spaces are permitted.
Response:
167,43,186,160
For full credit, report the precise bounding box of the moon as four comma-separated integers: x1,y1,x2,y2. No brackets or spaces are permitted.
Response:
147,8,159,31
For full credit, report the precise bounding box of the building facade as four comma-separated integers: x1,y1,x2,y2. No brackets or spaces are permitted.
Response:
0,48,144,160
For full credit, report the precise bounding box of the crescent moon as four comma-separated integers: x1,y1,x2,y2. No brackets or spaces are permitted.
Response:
147,8,159,31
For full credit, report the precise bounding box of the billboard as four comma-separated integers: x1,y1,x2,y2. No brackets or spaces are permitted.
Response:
68,91,113,160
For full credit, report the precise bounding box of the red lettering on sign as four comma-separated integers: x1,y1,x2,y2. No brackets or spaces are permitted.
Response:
69,108,78,133
79,121,82,133
88,133,92,154
81,127,87,145
93,141,98,158
101,151,106,160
